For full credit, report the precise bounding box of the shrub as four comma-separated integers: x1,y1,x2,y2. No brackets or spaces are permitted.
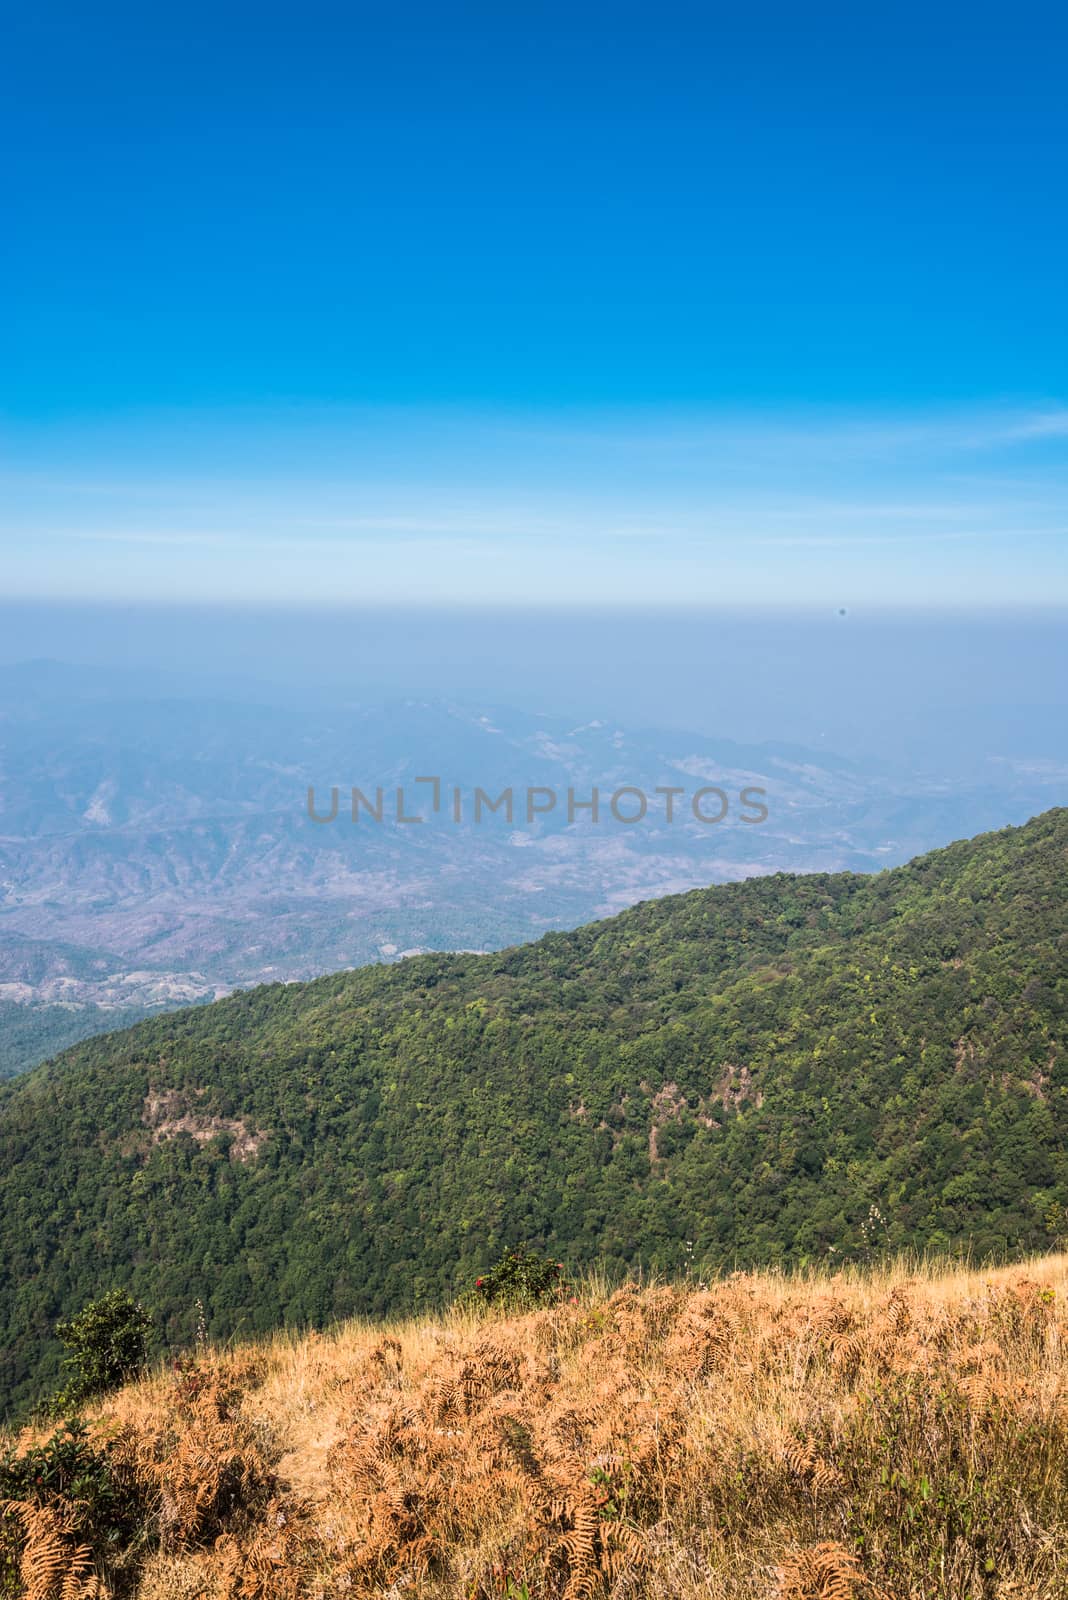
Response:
458,1246,571,1312
53,1288,154,1411
0,1418,146,1594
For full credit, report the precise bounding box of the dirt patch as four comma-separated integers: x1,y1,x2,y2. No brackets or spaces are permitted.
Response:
716,1062,763,1111
142,1088,265,1163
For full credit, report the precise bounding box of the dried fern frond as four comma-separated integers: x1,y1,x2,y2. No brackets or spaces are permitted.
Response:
0,1499,106,1600
775,1540,864,1599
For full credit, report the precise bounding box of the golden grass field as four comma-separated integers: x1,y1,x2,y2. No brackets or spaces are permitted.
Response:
9,1253,1068,1599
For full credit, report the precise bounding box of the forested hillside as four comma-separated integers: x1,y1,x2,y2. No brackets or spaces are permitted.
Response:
0,808,1065,1413
0,998,154,1081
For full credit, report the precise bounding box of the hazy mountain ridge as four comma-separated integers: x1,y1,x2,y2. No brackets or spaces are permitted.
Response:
2,663,1064,1075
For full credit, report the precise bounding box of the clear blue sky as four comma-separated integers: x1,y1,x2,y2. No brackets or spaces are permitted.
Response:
2,0,1067,606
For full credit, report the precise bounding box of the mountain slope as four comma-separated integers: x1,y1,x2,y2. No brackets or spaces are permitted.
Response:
0,807,1066,1412
0,996,158,1080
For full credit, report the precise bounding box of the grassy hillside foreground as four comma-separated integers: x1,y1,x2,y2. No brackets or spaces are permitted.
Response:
6,1255,1068,1599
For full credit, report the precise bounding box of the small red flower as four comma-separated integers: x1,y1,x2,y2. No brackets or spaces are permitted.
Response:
476,1278,483,1287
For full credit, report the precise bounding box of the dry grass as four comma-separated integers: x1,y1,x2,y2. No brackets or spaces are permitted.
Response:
9,1253,1068,1599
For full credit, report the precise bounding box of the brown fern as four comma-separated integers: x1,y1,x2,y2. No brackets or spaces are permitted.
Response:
0,1500,105,1600
776,1540,865,1599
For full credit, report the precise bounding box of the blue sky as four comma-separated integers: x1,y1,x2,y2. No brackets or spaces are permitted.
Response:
2,0,1067,606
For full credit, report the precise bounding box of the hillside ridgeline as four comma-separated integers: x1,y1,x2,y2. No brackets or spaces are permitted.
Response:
0,807,1065,1412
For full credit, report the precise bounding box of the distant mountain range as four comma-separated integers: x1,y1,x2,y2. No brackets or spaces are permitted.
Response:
0,806,1064,1413
2,661,1065,1076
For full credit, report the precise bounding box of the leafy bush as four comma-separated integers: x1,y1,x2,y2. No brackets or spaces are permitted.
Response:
0,1418,146,1593
459,1246,571,1312
0,1417,140,1530
53,1288,154,1411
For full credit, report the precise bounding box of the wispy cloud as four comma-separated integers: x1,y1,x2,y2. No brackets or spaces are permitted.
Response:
2,402,1066,606
1000,410,1068,442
